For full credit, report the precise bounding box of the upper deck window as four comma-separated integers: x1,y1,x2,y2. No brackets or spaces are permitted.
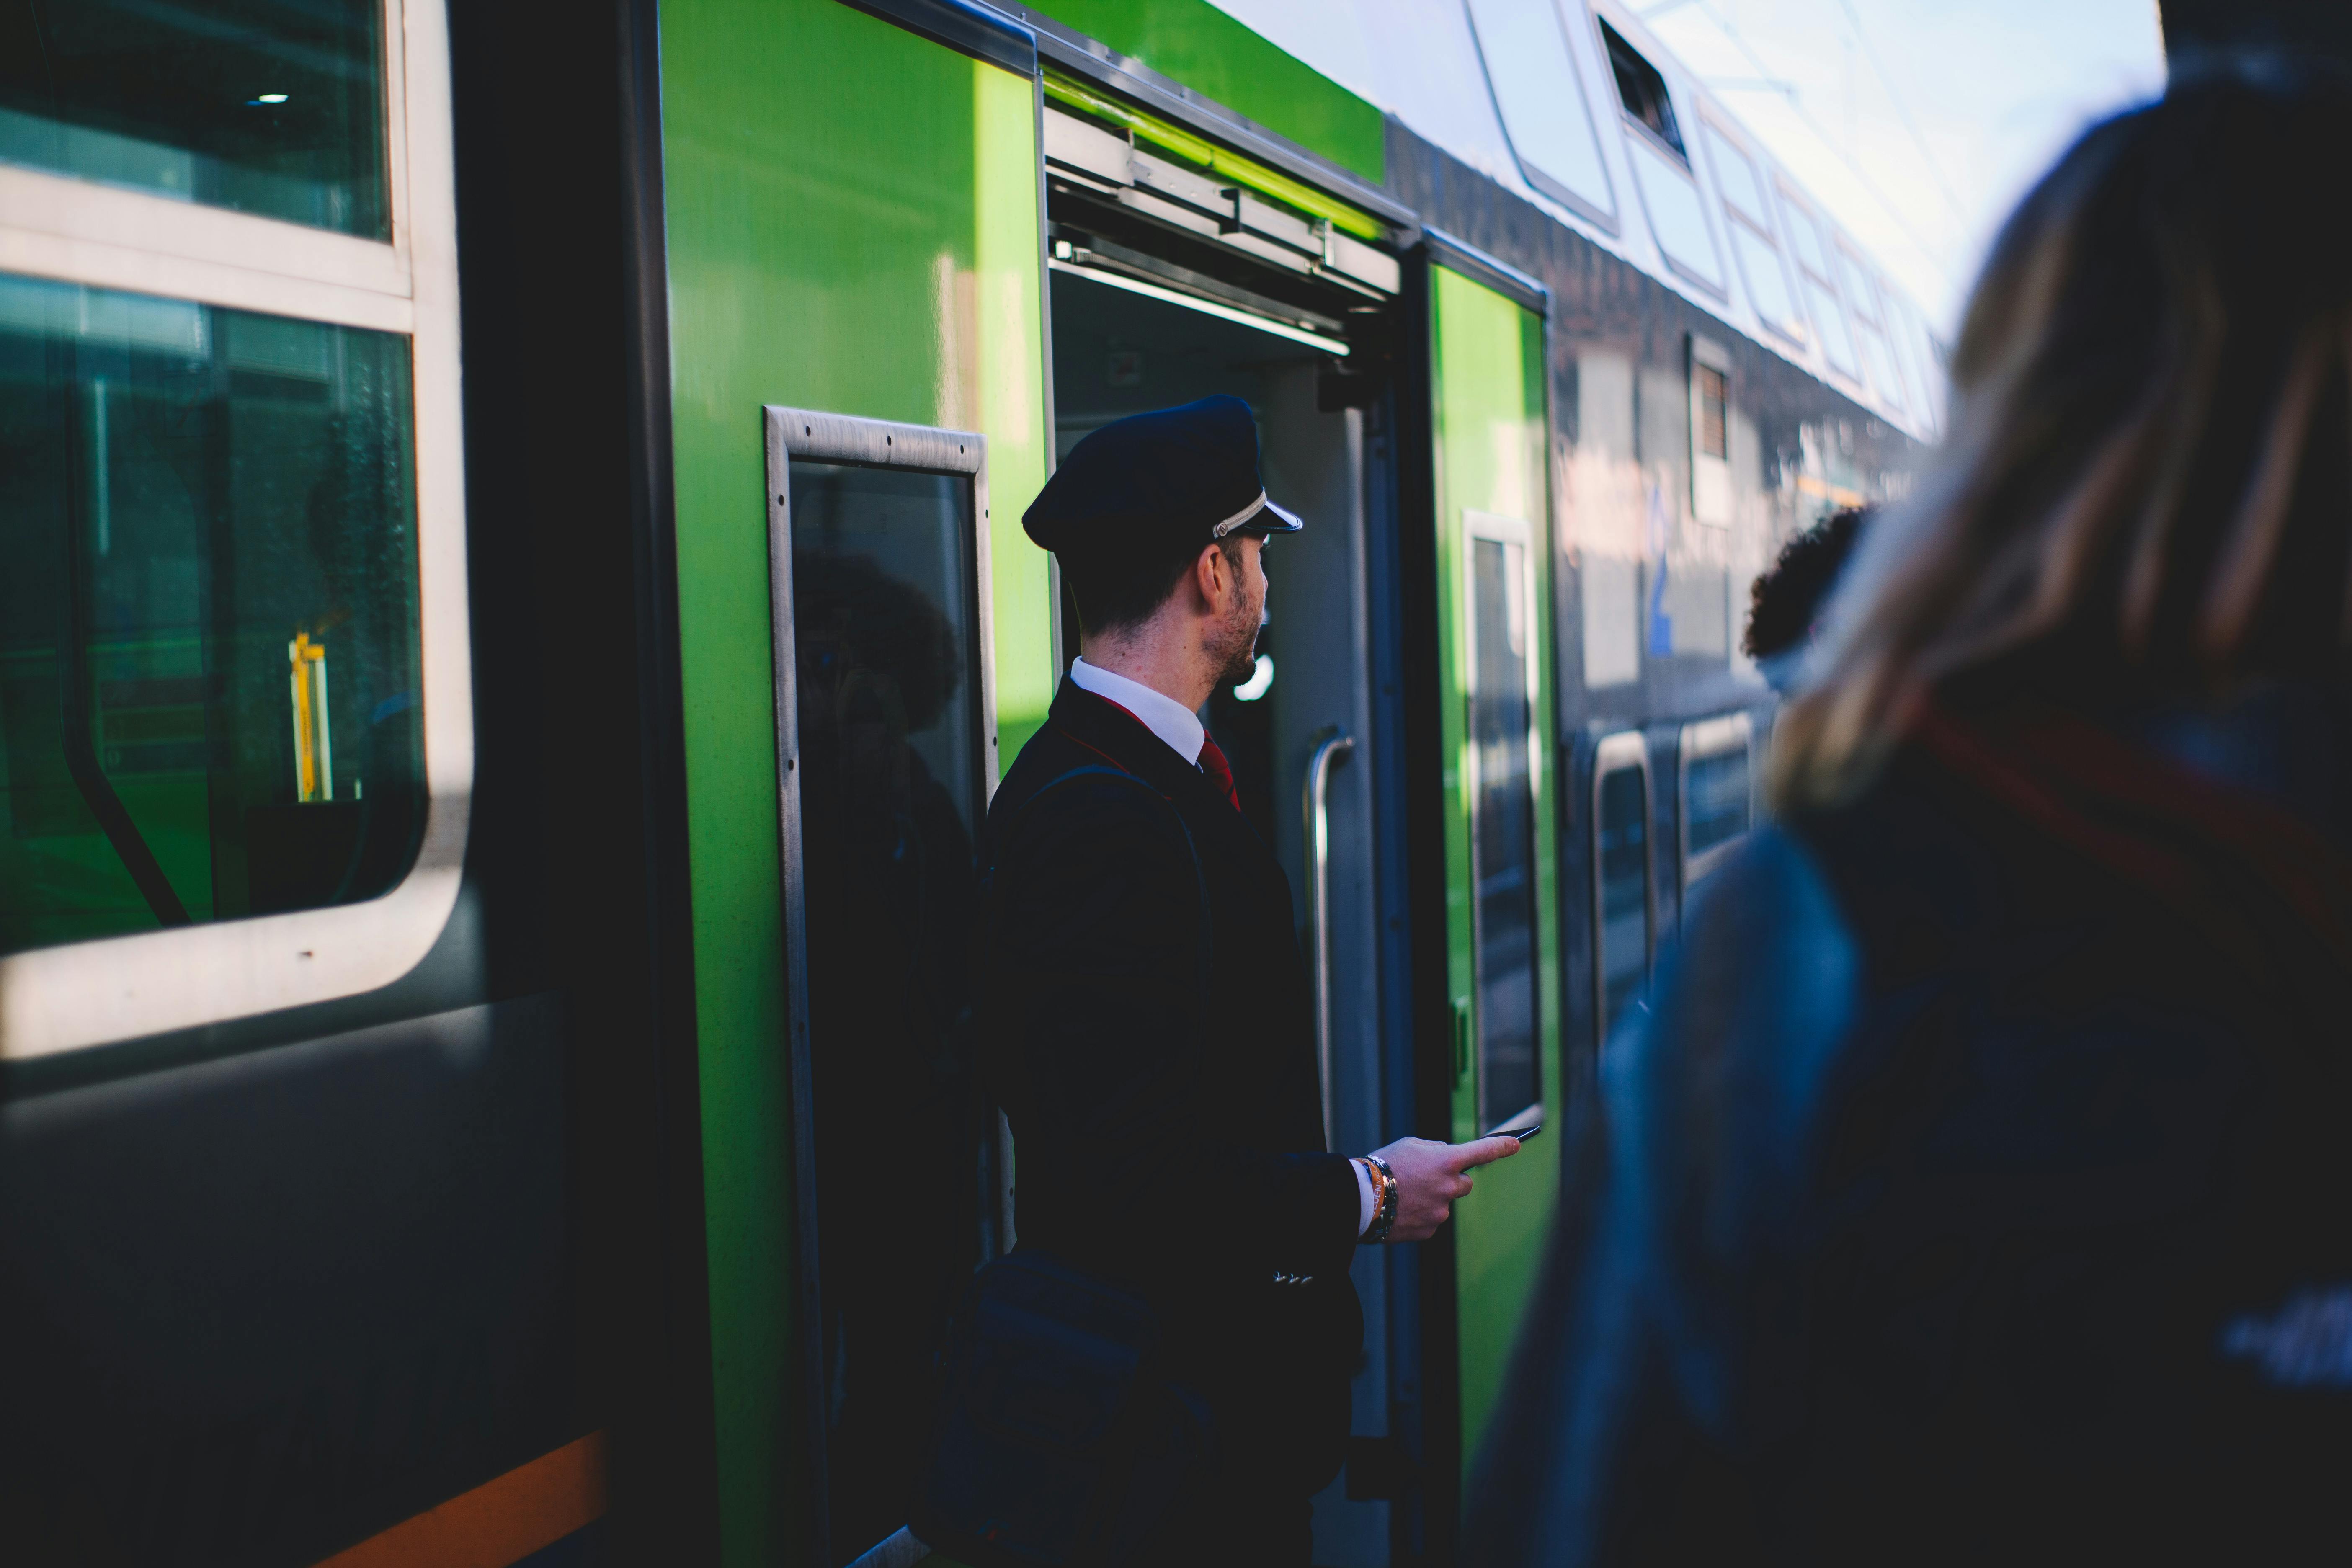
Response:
1701,121,1803,345
1836,242,1906,412
1777,183,1860,381
0,0,390,238
1601,20,1684,159
1466,0,1617,227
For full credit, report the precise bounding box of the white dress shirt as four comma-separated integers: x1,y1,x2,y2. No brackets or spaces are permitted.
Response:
1065,658,1380,1238
1068,658,1205,763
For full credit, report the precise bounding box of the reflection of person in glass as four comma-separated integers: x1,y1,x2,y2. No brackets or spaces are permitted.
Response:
793,550,979,1555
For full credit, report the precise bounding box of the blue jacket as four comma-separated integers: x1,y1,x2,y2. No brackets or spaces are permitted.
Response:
1467,694,2352,1565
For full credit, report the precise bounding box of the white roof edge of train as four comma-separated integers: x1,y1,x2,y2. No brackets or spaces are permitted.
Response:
1200,0,1948,444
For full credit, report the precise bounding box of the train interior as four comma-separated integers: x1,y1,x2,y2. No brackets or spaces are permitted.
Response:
1048,263,1407,1563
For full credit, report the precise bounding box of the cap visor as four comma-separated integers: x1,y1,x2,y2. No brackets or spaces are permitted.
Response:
1255,497,1304,534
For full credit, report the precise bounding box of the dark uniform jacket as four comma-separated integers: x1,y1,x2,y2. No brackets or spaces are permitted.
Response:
976,679,1364,1511
1465,690,2352,1566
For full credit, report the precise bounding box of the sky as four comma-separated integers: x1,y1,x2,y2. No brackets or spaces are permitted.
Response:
1630,0,2166,332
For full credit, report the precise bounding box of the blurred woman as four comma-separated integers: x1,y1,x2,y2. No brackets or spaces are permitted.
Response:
1469,62,2352,1565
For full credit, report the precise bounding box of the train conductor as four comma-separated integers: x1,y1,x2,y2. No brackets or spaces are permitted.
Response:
976,396,1522,1564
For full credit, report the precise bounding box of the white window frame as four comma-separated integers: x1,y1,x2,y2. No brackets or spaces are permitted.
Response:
1774,179,1860,386
1697,114,1804,351
0,0,472,1060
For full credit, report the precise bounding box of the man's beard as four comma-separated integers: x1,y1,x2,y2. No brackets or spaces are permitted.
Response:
1212,602,1262,688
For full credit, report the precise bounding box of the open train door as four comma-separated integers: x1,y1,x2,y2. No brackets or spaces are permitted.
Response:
1407,233,1565,1549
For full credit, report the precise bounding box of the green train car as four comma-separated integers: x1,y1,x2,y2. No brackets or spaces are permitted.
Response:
0,0,1927,1563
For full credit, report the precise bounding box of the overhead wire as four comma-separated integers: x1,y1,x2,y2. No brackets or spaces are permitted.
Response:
1684,0,1962,297
1833,0,1970,227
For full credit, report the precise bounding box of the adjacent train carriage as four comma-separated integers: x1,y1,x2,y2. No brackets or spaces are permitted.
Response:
0,0,1929,1563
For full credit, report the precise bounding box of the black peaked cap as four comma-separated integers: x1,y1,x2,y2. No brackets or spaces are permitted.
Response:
1023,395,1302,560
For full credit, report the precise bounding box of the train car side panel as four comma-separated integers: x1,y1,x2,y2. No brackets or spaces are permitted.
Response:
654,1,1050,1559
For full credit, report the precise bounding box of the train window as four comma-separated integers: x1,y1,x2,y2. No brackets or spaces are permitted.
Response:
1627,136,1727,296
1837,245,1906,411
1703,122,1767,227
1702,123,1805,345
1591,732,1653,1042
1679,712,1753,892
1600,19,1684,159
1465,511,1543,1130
0,277,423,954
0,0,390,237
765,408,1000,1557
1689,335,1732,526
1695,365,1728,459
1777,185,1860,380
0,0,464,1059
1466,0,1617,227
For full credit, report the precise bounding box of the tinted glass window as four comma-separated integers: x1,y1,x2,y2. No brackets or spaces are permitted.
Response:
1686,744,1751,863
1601,20,1683,156
0,274,422,956
1595,761,1650,1035
0,0,388,237
787,459,990,1555
1695,364,1728,459
1470,534,1540,1127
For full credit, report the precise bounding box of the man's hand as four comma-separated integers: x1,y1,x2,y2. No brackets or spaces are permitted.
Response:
1367,1135,1522,1242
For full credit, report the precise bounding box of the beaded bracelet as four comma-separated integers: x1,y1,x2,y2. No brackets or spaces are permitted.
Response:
1361,1154,1398,1244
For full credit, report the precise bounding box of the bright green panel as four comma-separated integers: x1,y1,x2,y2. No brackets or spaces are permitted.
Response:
976,65,1057,765
657,2,1051,1560
1428,264,1560,1473
1038,0,1384,182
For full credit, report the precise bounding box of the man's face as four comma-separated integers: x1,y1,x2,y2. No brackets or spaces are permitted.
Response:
1212,534,1267,687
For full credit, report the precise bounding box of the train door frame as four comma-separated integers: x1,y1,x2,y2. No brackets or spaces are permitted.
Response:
762,406,1001,1564
1406,232,1563,1555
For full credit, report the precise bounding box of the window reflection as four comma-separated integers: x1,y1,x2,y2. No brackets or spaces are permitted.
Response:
787,459,989,1560
0,274,422,955
1470,534,1541,1127
1595,761,1651,1037
1685,745,1751,864
0,0,389,237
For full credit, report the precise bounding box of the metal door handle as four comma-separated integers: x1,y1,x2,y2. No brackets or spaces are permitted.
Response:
1304,727,1355,1150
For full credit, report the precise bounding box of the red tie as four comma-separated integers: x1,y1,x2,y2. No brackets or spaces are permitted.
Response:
1198,734,1242,812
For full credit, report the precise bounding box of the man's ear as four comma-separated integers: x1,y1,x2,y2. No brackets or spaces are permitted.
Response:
1191,540,1226,609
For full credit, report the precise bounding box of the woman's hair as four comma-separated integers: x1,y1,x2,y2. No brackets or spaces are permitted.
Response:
1775,59,2352,805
